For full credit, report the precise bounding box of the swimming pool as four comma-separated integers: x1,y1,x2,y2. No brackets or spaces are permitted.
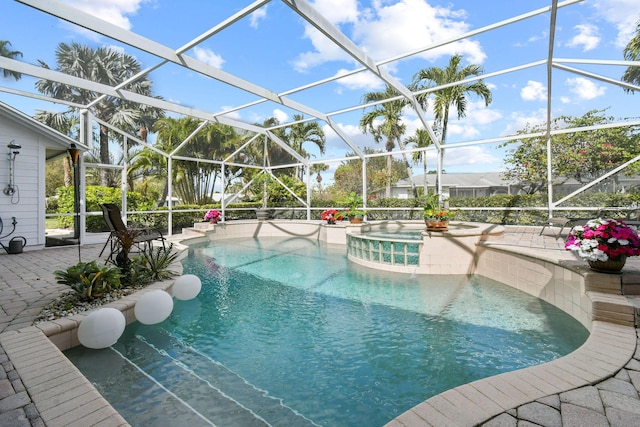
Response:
65,237,588,426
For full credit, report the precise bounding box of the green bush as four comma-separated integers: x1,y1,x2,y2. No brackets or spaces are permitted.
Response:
54,261,122,301
55,185,159,231
54,186,640,231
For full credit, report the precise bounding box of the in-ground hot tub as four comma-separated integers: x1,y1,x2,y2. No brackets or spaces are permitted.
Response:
346,221,505,274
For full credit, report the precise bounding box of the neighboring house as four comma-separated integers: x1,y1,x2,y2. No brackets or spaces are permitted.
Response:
0,101,86,251
382,172,522,199
382,172,640,199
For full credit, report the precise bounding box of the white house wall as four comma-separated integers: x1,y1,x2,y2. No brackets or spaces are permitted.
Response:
0,117,46,249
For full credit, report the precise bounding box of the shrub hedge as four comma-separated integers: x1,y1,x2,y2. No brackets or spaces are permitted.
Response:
50,186,640,232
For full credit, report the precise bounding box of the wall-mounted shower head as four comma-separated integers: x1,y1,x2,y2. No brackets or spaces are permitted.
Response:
4,140,20,196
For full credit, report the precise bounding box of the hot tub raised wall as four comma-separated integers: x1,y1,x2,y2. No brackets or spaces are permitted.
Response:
345,221,505,274
190,219,395,245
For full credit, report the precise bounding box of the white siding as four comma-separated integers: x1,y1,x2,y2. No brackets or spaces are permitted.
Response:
1,119,50,249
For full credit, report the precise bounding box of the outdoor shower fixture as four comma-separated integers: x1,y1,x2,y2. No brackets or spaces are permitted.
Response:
3,141,21,196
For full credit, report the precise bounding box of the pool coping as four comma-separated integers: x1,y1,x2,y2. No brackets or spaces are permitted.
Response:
384,313,637,426
1,228,639,427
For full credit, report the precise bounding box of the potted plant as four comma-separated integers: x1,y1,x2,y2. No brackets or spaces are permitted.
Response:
422,192,455,231
340,192,367,224
204,209,222,224
565,218,640,272
251,173,273,220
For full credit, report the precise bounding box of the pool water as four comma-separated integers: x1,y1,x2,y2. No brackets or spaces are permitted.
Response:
65,237,588,427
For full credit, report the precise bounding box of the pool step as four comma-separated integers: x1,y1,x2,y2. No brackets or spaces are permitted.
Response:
113,327,316,427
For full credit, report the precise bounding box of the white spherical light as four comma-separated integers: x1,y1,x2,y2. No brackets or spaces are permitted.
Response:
172,274,202,301
77,308,126,349
134,290,174,325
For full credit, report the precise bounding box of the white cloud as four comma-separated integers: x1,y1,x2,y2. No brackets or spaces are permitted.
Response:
527,30,548,44
310,0,360,25
501,109,547,136
566,77,607,99
333,69,385,91
443,146,499,167
566,24,600,51
466,103,502,126
520,81,547,101
352,0,485,63
292,24,354,72
249,5,268,28
402,100,500,146
294,0,486,74
591,0,640,47
447,123,480,139
60,0,147,30
218,106,241,121
560,96,571,104
324,122,362,139
193,47,225,69
273,109,289,123
290,0,361,72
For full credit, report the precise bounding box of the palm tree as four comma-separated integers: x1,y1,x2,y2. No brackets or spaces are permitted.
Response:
360,84,415,198
284,114,326,180
412,54,492,189
33,110,79,187
35,42,165,186
623,19,640,91
404,128,433,193
310,163,329,192
153,117,240,204
0,41,22,80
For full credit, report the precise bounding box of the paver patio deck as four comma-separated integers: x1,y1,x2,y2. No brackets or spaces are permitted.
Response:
1,225,639,426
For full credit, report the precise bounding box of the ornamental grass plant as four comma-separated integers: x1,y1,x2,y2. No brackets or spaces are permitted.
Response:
564,218,640,261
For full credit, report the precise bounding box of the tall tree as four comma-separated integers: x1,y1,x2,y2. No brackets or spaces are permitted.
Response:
332,147,409,196
360,84,413,198
500,109,640,194
412,54,492,189
35,42,164,186
622,19,640,91
283,114,326,180
153,117,240,204
259,115,326,180
0,40,22,80
310,163,329,192
405,128,433,193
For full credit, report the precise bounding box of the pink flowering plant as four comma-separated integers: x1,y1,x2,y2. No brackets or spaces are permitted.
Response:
204,209,222,223
321,209,343,224
564,218,640,261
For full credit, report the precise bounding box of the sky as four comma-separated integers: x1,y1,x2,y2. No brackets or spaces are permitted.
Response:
1,0,639,185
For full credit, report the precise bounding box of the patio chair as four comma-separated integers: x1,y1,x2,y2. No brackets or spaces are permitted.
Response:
99,203,166,261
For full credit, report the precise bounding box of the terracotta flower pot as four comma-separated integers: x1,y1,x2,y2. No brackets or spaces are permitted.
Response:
425,220,448,231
